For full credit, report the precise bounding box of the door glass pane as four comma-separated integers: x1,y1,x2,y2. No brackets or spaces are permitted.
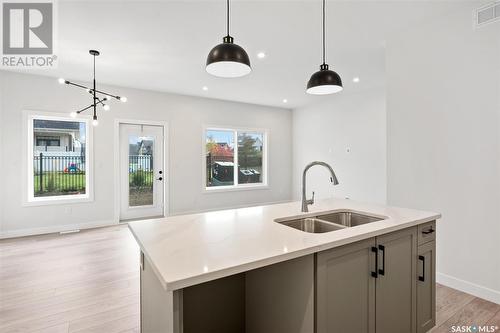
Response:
33,119,87,197
206,130,235,187
237,132,264,184
129,136,154,207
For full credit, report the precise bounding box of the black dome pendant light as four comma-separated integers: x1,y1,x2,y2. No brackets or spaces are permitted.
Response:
206,0,251,78
306,0,343,95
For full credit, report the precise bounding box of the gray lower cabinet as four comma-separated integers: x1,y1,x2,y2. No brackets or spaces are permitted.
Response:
375,227,417,333
317,226,429,333
417,241,436,333
316,238,376,333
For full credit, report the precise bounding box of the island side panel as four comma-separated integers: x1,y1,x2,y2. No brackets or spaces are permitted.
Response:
245,254,315,333
181,273,246,333
141,252,181,333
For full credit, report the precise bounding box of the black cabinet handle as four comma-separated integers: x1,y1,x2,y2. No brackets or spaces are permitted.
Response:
378,245,385,276
422,228,434,235
157,177,163,181
418,255,425,282
371,247,378,278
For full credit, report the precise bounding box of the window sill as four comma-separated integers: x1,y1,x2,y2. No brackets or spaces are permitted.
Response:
23,195,93,207
203,184,270,194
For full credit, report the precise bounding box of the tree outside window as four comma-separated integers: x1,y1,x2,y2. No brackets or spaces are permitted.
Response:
205,128,266,190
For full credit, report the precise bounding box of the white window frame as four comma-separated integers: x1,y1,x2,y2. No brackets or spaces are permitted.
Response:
23,110,94,206
202,126,269,193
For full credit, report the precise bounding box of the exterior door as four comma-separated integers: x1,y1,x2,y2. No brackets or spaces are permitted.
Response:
120,124,164,220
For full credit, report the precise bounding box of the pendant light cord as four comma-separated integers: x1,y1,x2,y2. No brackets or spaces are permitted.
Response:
322,0,326,65
92,54,96,118
226,0,230,36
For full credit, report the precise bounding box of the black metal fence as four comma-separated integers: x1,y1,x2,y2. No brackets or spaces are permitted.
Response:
129,155,154,187
33,153,86,196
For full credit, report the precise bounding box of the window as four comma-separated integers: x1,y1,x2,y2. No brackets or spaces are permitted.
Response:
36,136,61,147
205,128,267,190
27,113,92,203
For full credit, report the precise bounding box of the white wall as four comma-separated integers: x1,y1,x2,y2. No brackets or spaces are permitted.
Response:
386,5,500,303
0,71,293,237
292,89,386,204
0,76,3,229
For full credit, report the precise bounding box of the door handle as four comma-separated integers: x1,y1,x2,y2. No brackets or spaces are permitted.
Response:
371,247,378,278
418,255,425,282
378,245,385,276
422,228,434,235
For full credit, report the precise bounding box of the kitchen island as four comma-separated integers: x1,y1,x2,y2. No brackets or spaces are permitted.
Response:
128,198,440,333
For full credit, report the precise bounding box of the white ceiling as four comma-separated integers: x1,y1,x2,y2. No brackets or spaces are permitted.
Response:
6,0,481,108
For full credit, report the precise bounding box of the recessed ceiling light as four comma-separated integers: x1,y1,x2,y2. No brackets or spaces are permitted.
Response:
202,86,208,91
282,99,288,103
257,52,266,59
353,77,360,83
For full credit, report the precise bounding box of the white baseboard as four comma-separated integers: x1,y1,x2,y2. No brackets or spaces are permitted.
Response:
437,272,500,305
0,220,118,239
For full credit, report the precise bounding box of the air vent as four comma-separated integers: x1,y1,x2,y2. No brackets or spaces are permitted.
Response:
475,2,500,28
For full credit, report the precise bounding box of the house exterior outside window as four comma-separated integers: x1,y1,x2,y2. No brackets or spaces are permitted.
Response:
204,127,268,191
25,112,93,204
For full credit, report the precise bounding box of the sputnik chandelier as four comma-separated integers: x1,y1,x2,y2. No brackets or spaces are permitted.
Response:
58,50,127,126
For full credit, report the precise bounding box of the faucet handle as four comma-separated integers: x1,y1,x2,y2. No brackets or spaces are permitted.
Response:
311,191,315,205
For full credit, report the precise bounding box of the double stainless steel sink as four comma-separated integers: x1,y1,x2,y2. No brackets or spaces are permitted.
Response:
276,211,386,234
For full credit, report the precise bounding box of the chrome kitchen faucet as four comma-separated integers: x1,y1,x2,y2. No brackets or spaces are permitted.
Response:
301,161,339,212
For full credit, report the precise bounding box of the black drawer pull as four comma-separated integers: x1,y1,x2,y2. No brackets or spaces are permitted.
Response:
418,255,425,282
371,247,378,278
378,245,385,276
422,228,434,235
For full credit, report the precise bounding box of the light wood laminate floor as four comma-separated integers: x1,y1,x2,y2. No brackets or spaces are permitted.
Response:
1,224,499,333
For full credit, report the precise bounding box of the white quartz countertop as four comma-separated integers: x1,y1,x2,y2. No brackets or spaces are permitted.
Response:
128,198,440,291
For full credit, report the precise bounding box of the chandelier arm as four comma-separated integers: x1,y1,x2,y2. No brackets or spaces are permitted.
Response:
64,80,121,100
65,80,92,91
76,103,96,114
92,88,122,100
65,81,120,100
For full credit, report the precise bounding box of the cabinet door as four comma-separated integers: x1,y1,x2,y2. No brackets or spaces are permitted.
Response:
376,227,417,333
316,238,376,333
417,241,436,333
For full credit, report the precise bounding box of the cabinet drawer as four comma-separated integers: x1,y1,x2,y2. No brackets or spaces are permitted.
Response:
417,221,436,245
